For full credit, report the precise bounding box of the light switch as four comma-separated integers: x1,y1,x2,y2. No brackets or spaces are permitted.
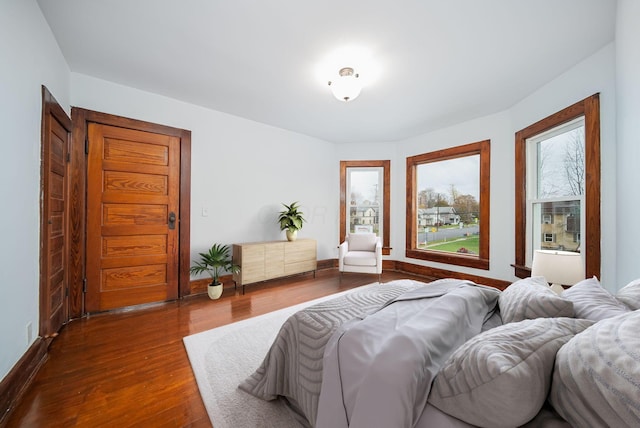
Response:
202,207,209,217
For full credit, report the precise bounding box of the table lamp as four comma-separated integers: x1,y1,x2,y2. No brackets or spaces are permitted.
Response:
531,250,585,294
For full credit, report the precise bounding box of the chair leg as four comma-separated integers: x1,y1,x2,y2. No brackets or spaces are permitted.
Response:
378,273,381,284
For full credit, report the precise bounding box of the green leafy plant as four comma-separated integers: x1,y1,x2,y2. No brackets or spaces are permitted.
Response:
189,243,240,286
277,201,306,231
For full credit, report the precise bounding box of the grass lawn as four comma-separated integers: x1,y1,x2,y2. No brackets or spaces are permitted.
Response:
422,235,479,254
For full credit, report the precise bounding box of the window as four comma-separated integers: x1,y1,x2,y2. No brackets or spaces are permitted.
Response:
406,140,490,269
514,94,600,279
528,118,584,257
340,160,390,255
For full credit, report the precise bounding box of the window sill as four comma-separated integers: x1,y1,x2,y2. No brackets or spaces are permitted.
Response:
406,249,489,270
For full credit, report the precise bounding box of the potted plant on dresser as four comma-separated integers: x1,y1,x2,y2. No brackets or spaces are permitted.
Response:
278,201,306,241
190,243,240,299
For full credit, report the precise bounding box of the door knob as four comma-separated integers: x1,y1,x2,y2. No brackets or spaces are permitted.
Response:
168,212,176,230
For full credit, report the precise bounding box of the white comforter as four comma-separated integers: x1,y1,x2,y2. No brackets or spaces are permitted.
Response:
316,279,500,428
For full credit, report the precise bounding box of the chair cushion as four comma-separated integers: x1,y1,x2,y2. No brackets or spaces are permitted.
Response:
348,233,377,251
343,251,377,266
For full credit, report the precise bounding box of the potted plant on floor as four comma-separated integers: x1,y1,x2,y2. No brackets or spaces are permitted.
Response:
190,243,240,299
278,201,306,241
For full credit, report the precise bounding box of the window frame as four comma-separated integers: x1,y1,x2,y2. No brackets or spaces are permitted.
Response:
514,93,600,279
340,160,391,255
526,117,585,261
406,140,491,270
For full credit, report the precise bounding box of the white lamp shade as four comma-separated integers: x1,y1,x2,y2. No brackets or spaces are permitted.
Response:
329,68,362,102
531,250,585,286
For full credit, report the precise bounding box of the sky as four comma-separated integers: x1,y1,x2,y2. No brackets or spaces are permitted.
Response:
349,169,381,203
417,155,479,199
536,126,584,198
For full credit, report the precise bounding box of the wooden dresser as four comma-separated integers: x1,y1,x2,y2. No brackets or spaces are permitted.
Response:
232,239,317,292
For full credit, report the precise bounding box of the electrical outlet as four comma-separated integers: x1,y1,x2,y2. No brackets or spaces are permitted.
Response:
26,322,33,344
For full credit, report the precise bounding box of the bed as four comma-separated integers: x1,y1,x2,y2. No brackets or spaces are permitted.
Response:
239,277,640,428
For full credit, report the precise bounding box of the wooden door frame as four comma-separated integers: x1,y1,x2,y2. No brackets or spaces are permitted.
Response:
69,108,191,317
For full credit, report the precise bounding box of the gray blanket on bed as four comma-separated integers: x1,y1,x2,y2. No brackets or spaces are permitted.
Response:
238,279,426,426
315,280,500,428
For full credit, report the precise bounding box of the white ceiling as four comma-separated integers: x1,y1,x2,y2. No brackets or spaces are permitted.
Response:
37,0,616,144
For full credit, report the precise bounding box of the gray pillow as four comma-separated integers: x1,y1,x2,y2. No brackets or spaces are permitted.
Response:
561,276,630,321
428,317,593,428
499,276,574,323
616,278,640,310
550,311,640,427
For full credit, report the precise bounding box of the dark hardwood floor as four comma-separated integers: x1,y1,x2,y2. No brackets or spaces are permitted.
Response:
4,269,431,427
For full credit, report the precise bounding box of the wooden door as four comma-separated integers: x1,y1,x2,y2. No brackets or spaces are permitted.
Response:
40,87,72,337
86,124,180,312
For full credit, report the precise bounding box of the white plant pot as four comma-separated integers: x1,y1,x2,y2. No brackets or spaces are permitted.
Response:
286,229,298,241
207,283,223,299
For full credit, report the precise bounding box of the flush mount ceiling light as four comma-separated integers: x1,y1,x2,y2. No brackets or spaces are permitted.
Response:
328,67,362,102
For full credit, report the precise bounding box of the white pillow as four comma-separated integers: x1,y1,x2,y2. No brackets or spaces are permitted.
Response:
499,276,574,323
428,317,593,428
616,278,640,310
561,276,630,321
550,311,640,427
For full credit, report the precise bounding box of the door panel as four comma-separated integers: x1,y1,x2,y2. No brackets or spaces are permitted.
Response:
40,88,71,337
86,123,180,312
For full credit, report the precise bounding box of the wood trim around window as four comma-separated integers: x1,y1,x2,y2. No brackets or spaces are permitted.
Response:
340,160,391,255
514,93,600,279
406,140,490,270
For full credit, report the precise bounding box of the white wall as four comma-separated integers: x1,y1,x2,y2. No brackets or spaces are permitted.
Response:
616,0,640,290
0,0,70,379
71,74,339,261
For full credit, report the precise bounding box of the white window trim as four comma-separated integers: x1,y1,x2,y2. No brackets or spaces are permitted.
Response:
524,117,586,267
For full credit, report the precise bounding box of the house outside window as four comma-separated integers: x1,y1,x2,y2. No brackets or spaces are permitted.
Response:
348,172,382,233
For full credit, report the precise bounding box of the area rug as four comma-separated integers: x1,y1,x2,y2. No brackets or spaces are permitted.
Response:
183,284,377,428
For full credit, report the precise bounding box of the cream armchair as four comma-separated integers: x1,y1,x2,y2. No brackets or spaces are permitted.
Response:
338,233,382,282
